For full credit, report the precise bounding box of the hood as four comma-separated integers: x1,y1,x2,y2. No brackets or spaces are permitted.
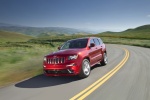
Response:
46,48,85,57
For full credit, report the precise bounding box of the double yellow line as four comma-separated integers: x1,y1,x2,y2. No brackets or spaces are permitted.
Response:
70,48,130,100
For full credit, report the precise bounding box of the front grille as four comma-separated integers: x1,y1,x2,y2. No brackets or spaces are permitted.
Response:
45,70,69,74
47,57,65,64
45,69,74,74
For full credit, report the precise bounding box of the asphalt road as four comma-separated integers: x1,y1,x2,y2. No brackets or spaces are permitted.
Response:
0,44,150,100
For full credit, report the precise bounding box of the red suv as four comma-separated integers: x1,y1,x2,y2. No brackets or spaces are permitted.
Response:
43,37,107,78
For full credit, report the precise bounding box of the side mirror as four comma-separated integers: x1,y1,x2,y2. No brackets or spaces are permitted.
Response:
58,47,61,50
90,43,95,48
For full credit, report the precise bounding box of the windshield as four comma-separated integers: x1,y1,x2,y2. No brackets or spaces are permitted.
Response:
61,39,88,50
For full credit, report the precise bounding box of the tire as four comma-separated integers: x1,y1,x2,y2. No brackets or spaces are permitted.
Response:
78,59,91,78
101,52,108,66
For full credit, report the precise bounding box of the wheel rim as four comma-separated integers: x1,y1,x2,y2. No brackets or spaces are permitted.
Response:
83,60,90,76
104,53,108,64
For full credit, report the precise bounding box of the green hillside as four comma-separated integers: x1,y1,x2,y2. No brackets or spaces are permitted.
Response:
97,24,150,48
0,30,32,42
121,25,150,39
99,24,150,39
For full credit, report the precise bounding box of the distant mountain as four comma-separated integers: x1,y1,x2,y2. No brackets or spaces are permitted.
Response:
0,23,24,27
0,23,91,37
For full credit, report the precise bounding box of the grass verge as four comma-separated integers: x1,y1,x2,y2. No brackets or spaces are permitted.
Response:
0,42,58,87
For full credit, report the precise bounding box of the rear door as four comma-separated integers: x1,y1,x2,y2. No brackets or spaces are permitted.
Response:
89,38,98,66
93,38,102,61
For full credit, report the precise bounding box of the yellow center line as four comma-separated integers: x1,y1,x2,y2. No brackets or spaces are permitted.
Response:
70,48,130,100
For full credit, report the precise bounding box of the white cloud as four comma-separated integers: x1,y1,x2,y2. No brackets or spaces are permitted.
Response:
147,15,150,17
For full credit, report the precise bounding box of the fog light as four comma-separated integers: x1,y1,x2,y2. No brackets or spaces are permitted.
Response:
66,63,76,67
43,66,46,68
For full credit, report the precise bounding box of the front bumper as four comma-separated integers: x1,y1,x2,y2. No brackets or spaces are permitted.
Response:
43,63,80,76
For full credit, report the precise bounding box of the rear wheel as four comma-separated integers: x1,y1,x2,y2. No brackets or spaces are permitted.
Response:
78,59,91,78
101,52,108,66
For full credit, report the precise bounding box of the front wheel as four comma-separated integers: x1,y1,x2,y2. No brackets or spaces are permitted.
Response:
101,52,108,66
78,59,91,78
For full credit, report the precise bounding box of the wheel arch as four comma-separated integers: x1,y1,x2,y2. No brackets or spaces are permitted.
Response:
83,56,90,63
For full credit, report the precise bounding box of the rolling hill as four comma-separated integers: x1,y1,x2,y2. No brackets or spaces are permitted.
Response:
0,30,32,42
0,23,91,37
99,24,150,39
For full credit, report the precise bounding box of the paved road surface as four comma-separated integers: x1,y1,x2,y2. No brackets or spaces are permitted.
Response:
0,44,150,100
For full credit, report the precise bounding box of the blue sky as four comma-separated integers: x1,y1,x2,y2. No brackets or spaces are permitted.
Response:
0,0,150,32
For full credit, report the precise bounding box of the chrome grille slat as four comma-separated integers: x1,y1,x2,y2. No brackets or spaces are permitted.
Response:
58,58,59,63
61,58,62,63
47,57,65,64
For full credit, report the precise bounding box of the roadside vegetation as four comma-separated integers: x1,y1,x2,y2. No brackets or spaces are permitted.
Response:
0,31,59,86
0,41,59,86
0,24,149,87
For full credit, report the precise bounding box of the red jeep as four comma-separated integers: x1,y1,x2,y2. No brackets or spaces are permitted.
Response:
43,37,107,78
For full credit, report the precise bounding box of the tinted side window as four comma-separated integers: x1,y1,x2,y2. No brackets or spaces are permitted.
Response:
94,38,100,46
90,39,95,44
98,38,103,44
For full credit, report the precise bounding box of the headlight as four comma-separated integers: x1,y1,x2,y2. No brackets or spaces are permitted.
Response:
44,57,47,62
68,55,78,60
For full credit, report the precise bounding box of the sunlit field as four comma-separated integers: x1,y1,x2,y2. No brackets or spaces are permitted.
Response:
0,42,59,86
